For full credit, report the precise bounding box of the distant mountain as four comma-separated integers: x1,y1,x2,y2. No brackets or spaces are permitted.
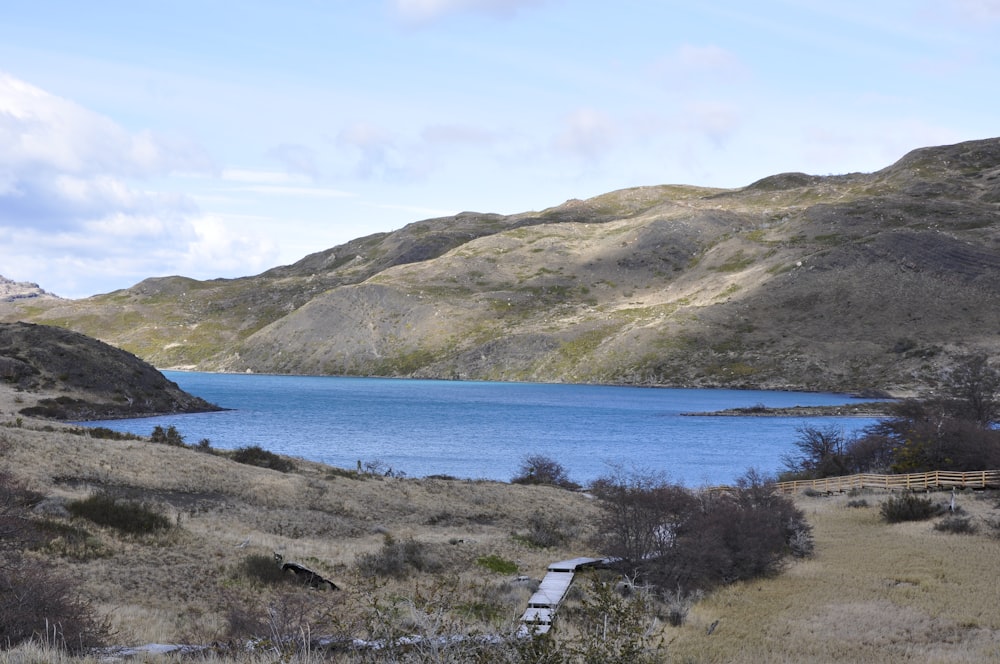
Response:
4,137,1000,395
0,321,220,420
0,275,61,302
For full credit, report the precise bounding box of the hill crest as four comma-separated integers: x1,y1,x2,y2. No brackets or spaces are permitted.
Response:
4,137,1000,395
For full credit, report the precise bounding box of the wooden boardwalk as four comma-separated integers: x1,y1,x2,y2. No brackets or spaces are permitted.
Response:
774,469,1000,495
519,557,609,635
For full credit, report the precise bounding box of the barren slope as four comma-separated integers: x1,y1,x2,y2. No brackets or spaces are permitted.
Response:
3,138,1000,394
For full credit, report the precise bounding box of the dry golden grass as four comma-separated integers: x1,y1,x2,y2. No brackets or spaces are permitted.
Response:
5,383,1000,662
667,490,1000,663
0,386,600,650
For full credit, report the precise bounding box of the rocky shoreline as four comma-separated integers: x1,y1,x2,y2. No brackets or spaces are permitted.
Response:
681,402,896,417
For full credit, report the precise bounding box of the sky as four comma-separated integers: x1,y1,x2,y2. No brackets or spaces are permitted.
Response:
0,0,998,299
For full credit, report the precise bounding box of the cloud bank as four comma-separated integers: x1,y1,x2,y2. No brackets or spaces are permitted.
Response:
0,72,277,298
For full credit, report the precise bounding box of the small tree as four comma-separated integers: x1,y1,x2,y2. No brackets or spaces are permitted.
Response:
511,454,578,489
590,468,695,570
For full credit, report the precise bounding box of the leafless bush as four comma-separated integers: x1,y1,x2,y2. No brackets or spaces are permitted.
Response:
0,565,112,652
224,588,338,650
592,468,812,595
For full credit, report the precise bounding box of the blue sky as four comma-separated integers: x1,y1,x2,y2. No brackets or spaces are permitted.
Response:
1,0,997,299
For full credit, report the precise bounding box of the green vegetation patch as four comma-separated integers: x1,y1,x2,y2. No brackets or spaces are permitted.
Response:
557,326,617,364
476,554,519,575
230,445,296,473
713,250,757,273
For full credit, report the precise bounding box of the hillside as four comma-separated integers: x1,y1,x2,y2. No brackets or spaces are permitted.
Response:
0,321,220,420
3,137,1000,394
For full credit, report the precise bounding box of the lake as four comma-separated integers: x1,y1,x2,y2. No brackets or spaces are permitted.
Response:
79,372,883,487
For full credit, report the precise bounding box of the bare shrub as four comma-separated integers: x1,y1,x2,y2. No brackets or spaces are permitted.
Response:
224,588,337,649
781,425,851,479
0,565,112,652
593,468,811,595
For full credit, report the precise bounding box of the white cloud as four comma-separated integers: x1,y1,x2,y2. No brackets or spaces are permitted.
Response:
0,72,239,297
682,102,742,146
0,72,210,179
391,0,546,22
337,122,431,181
948,0,1000,20
181,215,280,275
553,108,617,161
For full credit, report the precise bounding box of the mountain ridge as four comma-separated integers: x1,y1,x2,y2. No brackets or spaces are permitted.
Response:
4,137,1000,394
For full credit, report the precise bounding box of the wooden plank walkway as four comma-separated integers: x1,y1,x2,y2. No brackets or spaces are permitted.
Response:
519,557,609,635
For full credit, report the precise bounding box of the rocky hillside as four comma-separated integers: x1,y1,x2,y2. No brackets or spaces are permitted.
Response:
3,137,1000,394
0,321,220,420
0,275,60,302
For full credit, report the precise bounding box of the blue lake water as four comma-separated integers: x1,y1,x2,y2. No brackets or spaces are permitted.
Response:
79,372,883,487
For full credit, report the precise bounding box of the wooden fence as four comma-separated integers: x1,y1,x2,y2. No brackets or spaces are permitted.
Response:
773,470,1000,495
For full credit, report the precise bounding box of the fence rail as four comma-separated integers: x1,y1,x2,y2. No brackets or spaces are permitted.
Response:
773,470,1000,495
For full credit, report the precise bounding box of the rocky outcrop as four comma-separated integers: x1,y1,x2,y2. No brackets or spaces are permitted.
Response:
0,275,60,302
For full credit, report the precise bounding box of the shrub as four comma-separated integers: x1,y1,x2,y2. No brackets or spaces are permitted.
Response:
356,535,441,578
236,553,288,585
514,510,579,548
0,565,111,653
511,454,579,489
476,554,518,575
846,498,870,508
0,473,111,652
592,468,812,594
231,445,295,472
934,515,978,534
224,589,334,649
880,493,944,523
67,492,172,535
150,424,185,446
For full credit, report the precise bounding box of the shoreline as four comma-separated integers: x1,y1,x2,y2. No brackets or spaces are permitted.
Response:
681,402,896,418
